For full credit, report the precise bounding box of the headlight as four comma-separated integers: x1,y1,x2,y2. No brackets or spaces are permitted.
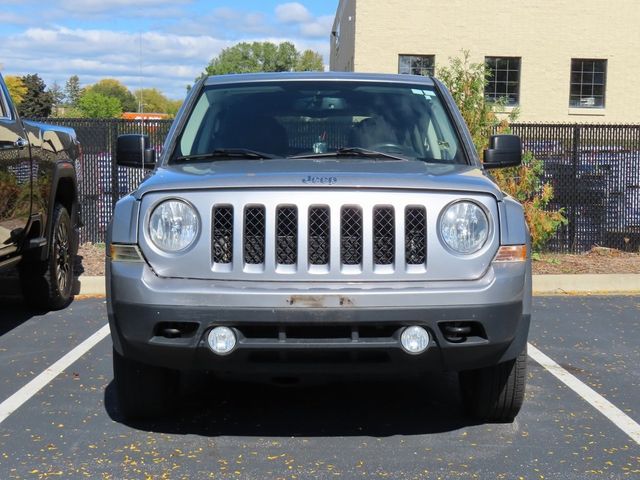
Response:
148,199,199,252
439,201,489,254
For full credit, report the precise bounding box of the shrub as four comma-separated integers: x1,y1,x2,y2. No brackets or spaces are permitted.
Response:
437,51,566,251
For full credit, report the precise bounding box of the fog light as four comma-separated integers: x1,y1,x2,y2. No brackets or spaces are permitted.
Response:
400,326,430,354
207,327,237,355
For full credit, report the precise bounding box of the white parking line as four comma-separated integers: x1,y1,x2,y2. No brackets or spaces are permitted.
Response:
0,323,110,425
528,342,640,445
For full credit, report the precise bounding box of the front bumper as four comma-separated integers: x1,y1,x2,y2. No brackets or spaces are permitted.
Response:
107,261,531,375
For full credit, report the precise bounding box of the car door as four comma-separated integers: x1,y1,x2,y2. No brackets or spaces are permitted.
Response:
0,80,31,258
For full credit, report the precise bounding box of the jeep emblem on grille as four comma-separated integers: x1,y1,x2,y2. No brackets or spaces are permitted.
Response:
302,175,338,185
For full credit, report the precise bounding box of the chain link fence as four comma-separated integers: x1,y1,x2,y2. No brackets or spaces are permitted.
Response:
33,118,172,243
31,119,640,252
512,124,640,252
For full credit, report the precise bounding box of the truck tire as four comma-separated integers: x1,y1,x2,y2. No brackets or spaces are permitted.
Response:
459,349,527,422
113,348,179,421
20,203,75,311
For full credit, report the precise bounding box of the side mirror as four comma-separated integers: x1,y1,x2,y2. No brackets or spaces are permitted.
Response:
483,134,522,169
116,134,156,169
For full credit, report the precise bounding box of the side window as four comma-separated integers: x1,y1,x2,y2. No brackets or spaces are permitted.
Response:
179,93,212,156
427,100,460,162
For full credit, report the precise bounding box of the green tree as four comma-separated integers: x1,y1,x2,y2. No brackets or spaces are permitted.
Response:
166,99,183,117
203,41,325,77
84,78,137,112
437,52,566,251
48,81,65,116
4,75,27,105
64,75,82,107
58,107,85,118
18,74,53,118
78,91,122,118
296,50,324,71
133,88,183,116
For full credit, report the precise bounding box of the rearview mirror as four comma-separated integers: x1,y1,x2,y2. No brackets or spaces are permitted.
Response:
483,135,522,169
116,134,156,169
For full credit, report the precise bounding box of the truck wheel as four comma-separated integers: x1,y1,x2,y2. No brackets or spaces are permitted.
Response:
20,203,75,311
459,349,527,422
112,348,179,421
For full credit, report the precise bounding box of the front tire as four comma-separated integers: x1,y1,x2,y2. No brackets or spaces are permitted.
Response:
20,203,75,310
113,348,179,421
459,349,527,422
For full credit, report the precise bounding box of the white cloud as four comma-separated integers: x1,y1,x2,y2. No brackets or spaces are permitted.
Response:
0,2,336,99
0,27,232,98
275,2,311,24
172,8,273,37
0,12,29,25
274,4,333,39
0,25,331,99
300,15,334,38
59,0,192,14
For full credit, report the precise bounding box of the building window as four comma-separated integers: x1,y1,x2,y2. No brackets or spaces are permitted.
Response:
399,55,435,76
570,59,607,108
485,57,521,106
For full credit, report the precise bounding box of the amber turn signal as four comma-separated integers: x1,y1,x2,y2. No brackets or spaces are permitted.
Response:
110,244,144,262
494,245,527,262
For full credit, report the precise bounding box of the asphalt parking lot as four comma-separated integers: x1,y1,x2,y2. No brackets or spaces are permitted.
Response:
0,295,638,479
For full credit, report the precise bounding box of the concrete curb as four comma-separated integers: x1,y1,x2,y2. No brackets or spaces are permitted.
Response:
76,276,106,297
76,274,640,297
532,274,640,295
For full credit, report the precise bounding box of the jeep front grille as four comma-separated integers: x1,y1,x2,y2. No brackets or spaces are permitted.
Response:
144,190,498,282
211,202,428,274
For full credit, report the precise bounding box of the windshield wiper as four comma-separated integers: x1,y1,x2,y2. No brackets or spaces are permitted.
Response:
289,147,412,162
175,148,276,162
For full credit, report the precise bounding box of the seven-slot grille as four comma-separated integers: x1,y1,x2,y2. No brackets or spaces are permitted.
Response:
212,204,427,271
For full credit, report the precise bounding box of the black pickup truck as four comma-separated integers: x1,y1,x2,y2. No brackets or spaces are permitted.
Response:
0,73,81,310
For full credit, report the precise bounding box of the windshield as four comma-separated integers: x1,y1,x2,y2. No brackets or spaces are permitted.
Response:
173,81,466,164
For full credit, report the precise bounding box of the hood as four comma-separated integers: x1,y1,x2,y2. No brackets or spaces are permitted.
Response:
133,159,503,199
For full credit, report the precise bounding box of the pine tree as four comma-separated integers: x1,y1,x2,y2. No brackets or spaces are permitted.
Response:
18,74,53,118
65,75,82,107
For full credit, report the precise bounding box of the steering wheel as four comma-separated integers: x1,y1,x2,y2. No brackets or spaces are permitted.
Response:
368,142,414,156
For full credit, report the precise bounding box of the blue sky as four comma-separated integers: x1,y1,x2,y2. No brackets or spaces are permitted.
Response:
0,0,339,100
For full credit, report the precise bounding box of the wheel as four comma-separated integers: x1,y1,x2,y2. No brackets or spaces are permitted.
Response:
459,349,527,422
112,348,179,421
20,203,76,310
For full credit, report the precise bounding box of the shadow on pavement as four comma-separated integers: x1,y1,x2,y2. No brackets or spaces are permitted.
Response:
104,371,477,437
0,303,39,336
0,269,38,335
0,252,83,333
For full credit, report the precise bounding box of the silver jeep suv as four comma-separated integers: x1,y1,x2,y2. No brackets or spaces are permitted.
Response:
107,72,531,422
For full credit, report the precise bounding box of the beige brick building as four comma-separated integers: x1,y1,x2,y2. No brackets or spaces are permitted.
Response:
330,0,640,123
